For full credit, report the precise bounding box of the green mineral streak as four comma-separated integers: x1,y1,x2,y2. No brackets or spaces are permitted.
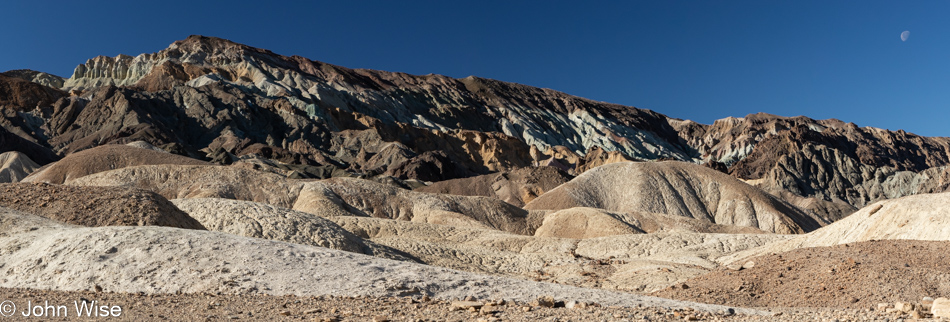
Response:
305,104,321,120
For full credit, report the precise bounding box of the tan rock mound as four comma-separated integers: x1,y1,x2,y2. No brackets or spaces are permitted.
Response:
0,210,756,313
534,208,644,239
24,144,209,184
0,151,39,183
415,166,572,207
533,207,766,239
295,178,538,235
723,191,950,263
654,240,950,309
525,161,824,234
68,164,302,208
0,183,203,229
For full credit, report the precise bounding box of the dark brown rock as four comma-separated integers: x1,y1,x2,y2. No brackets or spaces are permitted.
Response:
0,182,204,229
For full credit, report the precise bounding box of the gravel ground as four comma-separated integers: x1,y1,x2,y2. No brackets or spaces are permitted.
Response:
0,288,920,321
653,240,950,310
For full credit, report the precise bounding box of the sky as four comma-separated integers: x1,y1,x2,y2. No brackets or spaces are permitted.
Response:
2,1,948,137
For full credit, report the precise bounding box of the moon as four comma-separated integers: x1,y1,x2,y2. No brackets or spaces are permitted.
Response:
901,30,910,42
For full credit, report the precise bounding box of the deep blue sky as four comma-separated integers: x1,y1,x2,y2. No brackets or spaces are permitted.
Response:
2,1,948,136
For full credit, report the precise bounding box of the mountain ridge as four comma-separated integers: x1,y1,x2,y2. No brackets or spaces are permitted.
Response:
3,35,950,221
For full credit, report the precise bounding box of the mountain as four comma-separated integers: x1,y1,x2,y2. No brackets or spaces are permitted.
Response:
2,35,950,221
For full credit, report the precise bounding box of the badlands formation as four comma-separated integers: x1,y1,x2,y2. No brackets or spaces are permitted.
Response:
1,36,950,320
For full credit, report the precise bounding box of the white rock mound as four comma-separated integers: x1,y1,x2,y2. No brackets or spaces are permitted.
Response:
525,161,825,234
171,198,366,252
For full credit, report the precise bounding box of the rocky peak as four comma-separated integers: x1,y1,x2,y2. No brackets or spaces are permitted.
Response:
0,73,65,111
1,69,66,88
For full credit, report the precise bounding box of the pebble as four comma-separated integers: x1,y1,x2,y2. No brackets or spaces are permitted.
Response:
894,301,914,313
535,296,556,308
451,300,484,310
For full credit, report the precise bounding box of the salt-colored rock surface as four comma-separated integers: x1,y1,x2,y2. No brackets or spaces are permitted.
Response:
722,191,950,264
525,161,825,234
0,208,760,314
0,151,39,183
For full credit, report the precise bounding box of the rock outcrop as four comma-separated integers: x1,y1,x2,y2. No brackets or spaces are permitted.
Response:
1,69,66,88
0,73,65,111
532,207,645,239
0,129,58,165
